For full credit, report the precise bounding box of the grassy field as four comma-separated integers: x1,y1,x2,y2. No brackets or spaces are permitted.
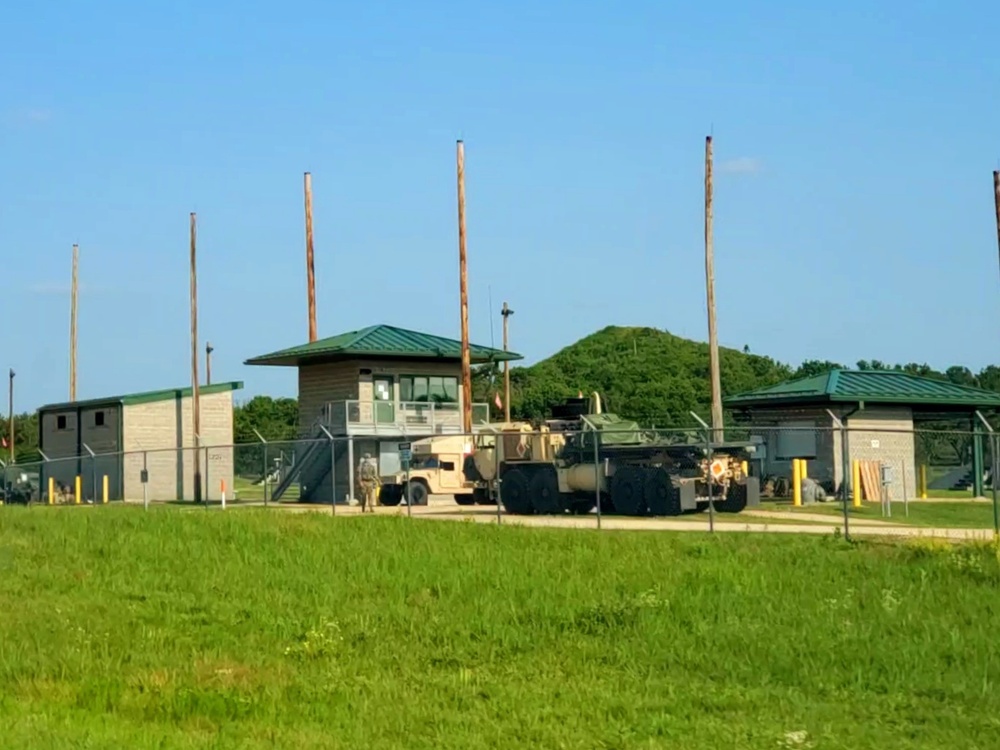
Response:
760,500,1000,529
2,508,1000,748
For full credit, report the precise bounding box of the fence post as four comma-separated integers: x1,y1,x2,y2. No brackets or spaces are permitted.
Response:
263,441,269,507
690,412,714,532
827,409,851,542
592,425,602,530
82,443,96,503
494,434,502,524
992,434,999,537
252,429,269,507
975,411,998,536
319,425,336,516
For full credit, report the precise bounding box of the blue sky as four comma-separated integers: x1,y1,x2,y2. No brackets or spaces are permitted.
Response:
2,0,999,411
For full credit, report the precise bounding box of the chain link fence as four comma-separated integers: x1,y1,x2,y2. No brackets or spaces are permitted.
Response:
3,422,996,536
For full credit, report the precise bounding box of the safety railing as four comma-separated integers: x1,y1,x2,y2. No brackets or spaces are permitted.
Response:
324,399,491,434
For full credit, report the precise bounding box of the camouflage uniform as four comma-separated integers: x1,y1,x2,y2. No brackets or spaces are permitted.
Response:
358,454,380,513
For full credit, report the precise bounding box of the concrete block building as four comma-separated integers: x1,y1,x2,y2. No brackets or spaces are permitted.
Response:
244,324,522,503
37,381,242,502
725,369,1000,499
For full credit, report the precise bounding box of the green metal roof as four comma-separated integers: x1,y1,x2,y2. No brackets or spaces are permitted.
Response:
244,324,523,367
38,381,244,413
724,370,1000,410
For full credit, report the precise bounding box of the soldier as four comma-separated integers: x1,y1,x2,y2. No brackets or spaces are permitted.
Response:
357,452,380,513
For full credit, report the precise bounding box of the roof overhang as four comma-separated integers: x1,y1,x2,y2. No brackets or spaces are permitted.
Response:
727,396,1000,415
244,351,524,368
38,381,244,413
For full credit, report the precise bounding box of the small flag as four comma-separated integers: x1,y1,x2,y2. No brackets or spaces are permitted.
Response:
494,392,503,410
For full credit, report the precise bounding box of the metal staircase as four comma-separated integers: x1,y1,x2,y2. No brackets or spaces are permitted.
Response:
271,417,334,502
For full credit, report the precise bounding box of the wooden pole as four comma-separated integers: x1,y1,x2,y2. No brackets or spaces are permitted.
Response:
304,171,317,342
70,243,78,401
993,171,1000,278
704,135,724,441
457,140,472,435
501,302,513,423
190,212,202,502
7,369,14,464
206,342,213,385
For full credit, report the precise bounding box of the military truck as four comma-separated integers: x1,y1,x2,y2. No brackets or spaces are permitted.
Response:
462,393,759,517
377,435,482,507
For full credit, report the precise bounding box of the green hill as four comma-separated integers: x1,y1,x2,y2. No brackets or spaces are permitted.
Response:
497,325,794,426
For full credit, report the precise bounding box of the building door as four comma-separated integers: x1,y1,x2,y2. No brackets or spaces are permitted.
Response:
373,376,395,424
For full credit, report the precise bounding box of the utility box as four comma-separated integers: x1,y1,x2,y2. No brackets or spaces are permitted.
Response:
880,463,893,484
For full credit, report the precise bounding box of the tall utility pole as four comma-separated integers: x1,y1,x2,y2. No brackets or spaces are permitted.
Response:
7,369,14,463
456,140,472,435
206,342,213,385
704,135,724,441
501,302,514,423
304,171,317,343
993,171,1000,277
190,212,202,503
70,243,79,401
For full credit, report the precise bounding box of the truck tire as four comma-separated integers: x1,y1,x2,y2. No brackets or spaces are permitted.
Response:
404,480,429,506
569,496,597,514
645,468,681,516
454,493,476,506
499,468,532,515
380,484,403,506
473,487,495,505
610,466,647,516
714,481,748,514
529,467,561,514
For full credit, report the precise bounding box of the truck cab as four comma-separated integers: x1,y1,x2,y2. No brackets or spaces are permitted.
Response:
378,435,479,506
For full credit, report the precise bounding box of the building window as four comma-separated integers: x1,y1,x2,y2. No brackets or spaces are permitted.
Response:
94,411,105,427
399,375,459,404
775,421,818,460
57,415,67,430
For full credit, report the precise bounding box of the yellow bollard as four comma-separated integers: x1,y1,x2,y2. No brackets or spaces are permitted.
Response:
792,459,802,507
102,475,108,504
740,460,749,477
74,475,81,505
800,459,808,481
852,460,862,507
48,476,55,505
919,464,927,500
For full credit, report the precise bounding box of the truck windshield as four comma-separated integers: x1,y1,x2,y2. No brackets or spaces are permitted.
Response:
410,456,440,469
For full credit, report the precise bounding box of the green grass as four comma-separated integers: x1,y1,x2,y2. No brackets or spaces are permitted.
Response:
232,475,299,502
763,500,1000,530
2,508,1000,748
926,489,978,499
